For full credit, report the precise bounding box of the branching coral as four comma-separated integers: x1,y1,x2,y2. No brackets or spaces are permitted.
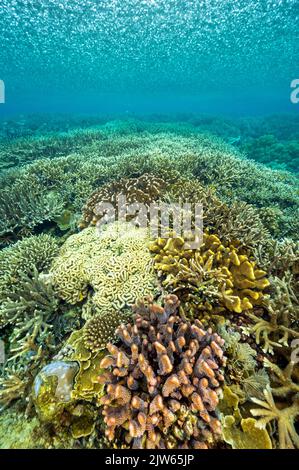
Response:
250,386,299,449
0,176,64,242
50,223,158,318
245,273,299,354
98,294,226,449
166,178,271,248
79,174,167,229
149,232,269,315
0,234,59,327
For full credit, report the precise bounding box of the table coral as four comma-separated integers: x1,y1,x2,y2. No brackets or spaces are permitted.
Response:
98,294,226,449
149,232,270,315
50,223,158,318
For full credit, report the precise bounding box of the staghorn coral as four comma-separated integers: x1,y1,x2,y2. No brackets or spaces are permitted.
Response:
0,371,29,409
0,176,64,243
253,238,299,278
1,122,298,242
50,222,158,318
99,294,226,449
79,173,167,229
149,232,270,315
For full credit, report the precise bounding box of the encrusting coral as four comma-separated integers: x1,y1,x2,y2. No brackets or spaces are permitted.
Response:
98,294,226,449
149,232,270,315
50,222,158,318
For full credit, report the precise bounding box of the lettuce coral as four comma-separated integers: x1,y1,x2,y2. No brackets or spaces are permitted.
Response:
149,232,270,315
99,294,226,449
50,222,158,318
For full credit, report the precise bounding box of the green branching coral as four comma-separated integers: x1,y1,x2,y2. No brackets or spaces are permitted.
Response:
50,223,158,318
149,232,270,315
0,234,59,327
0,176,64,243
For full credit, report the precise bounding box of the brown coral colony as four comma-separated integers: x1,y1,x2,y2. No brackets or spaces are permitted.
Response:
98,295,226,449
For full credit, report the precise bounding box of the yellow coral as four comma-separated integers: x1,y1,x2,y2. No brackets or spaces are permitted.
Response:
50,222,158,318
149,232,269,314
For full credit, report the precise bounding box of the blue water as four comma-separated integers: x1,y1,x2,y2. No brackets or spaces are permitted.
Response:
0,0,298,116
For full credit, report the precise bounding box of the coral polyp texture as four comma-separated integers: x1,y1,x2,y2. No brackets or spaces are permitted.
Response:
50,222,158,317
149,232,270,315
79,173,167,229
98,295,226,449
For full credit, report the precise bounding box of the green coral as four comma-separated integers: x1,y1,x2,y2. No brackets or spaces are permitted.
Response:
0,234,59,327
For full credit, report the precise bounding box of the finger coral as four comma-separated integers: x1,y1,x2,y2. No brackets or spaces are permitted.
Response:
149,232,270,315
50,222,158,318
98,294,226,449
79,174,166,229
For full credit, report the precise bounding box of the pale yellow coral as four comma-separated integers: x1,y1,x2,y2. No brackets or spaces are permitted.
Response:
50,222,158,318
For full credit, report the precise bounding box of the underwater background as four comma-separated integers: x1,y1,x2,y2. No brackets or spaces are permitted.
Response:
0,0,298,450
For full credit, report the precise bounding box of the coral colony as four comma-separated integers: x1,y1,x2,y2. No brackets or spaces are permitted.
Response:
0,117,298,449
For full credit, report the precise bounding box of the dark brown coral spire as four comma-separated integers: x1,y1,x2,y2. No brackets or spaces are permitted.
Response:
98,295,226,449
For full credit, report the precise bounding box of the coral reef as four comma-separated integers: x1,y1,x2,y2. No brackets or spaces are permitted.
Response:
50,222,158,317
0,116,298,450
82,309,132,353
149,232,270,315
99,295,226,449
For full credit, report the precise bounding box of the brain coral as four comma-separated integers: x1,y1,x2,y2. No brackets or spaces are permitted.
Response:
149,232,270,315
50,222,158,318
99,294,226,449
79,173,167,229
